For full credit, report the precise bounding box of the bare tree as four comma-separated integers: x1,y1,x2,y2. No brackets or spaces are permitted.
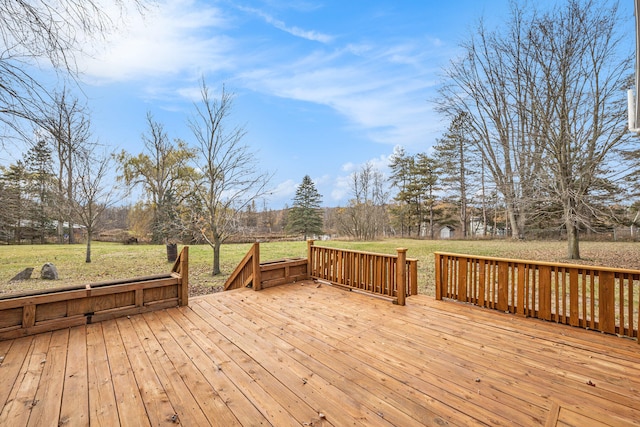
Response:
526,0,632,258
439,3,544,240
338,162,388,240
438,0,632,258
39,88,92,243
0,1,149,138
188,81,272,275
116,113,196,243
71,149,122,262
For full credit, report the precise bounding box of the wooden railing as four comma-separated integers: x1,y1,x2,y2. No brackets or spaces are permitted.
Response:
0,246,189,341
225,241,417,305
224,242,307,291
224,242,261,291
435,252,639,341
308,240,418,305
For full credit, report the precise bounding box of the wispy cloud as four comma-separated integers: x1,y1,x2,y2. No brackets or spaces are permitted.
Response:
238,6,334,43
239,41,444,147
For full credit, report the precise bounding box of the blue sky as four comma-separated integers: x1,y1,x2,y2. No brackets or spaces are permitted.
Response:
5,0,636,208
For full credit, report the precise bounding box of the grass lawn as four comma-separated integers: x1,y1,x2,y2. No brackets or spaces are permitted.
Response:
1,239,639,297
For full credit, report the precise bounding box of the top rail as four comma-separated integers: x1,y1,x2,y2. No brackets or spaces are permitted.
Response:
435,252,640,342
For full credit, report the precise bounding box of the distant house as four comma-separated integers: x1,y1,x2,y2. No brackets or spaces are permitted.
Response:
440,225,455,239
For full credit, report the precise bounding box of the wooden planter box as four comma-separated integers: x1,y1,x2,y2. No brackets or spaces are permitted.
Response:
0,247,188,341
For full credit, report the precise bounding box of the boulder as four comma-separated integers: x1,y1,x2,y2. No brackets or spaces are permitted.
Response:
41,263,59,280
9,267,34,282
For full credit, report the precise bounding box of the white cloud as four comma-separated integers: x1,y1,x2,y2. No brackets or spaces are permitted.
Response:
79,0,233,83
269,179,297,200
331,175,351,202
238,6,333,43
239,39,445,148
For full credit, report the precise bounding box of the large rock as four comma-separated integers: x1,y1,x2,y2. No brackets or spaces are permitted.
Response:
41,263,59,280
10,268,34,282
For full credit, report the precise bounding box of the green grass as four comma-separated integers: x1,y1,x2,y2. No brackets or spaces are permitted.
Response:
1,239,639,296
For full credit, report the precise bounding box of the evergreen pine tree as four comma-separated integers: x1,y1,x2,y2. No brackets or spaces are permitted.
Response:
25,140,54,243
287,175,323,239
433,112,476,238
388,146,413,236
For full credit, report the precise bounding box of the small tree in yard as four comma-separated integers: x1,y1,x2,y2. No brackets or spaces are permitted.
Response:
189,80,272,276
287,175,323,239
71,149,122,262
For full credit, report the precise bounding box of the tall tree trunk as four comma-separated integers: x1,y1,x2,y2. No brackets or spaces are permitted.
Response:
481,160,488,236
565,200,580,259
85,233,92,263
459,138,467,238
566,222,580,259
506,201,522,239
67,155,75,244
212,234,222,275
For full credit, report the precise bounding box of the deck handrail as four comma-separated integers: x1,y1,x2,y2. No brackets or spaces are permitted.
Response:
224,242,261,291
435,252,639,342
308,240,418,305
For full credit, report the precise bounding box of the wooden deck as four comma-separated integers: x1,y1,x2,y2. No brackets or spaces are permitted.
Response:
0,281,639,426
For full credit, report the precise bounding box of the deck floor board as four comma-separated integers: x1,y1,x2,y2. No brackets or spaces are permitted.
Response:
0,280,639,426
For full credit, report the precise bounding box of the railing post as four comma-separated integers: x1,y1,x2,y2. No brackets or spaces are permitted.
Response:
307,239,315,279
252,242,262,291
409,260,418,295
179,246,189,306
435,253,442,300
396,248,407,306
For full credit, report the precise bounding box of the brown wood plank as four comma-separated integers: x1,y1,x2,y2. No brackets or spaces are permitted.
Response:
0,336,33,409
516,263,526,315
458,256,468,302
26,329,68,427
58,325,89,426
0,333,51,426
497,261,509,311
0,307,22,330
34,301,67,323
155,309,270,426
202,295,427,427
210,290,476,426
101,320,151,427
397,309,640,419
243,285,543,426
569,269,579,326
128,314,212,426
599,271,616,334
178,306,316,427
539,265,552,320
86,323,120,426
2,280,640,426
257,284,640,423
22,305,36,328
477,259,486,306
141,311,242,426
0,289,88,310
115,317,177,426
192,299,391,427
